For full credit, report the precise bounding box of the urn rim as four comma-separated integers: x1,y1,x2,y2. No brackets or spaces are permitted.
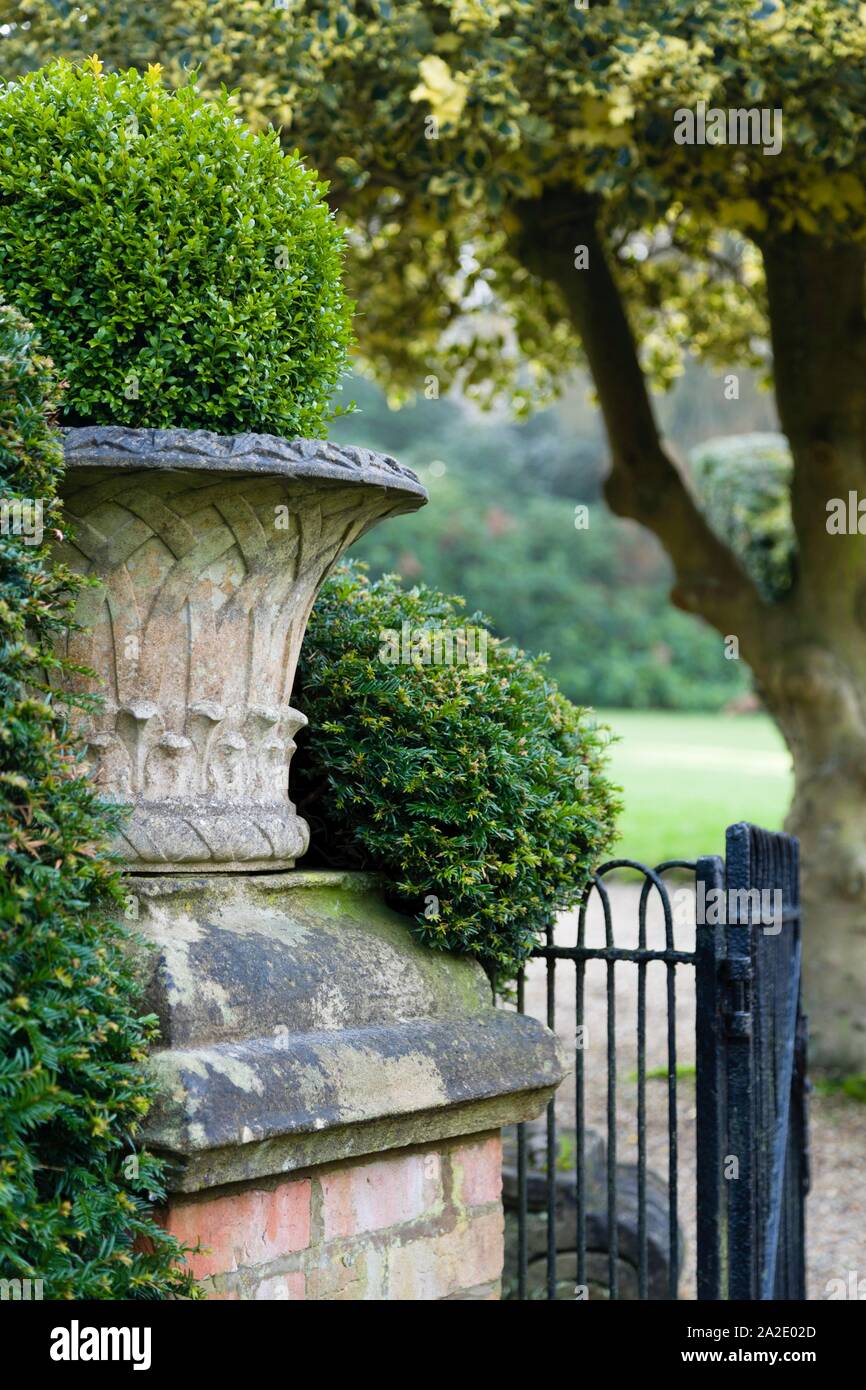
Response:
62,424,428,507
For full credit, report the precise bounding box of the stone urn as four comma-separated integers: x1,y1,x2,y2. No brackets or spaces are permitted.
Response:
56,426,427,872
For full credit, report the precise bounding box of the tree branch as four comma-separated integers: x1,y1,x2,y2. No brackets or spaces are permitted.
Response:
514,187,773,659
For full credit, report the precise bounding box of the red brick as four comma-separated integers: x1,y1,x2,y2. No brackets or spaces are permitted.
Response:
386,1209,504,1300
320,1149,441,1241
165,1178,311,1279
451,1135,502,1208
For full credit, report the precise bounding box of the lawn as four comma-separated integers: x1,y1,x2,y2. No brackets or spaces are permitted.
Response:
596,709,793,867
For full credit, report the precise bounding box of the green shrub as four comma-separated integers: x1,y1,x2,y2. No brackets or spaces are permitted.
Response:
0,306,196,1299
690,433,795,602
293,564,620,984
0,58,353,437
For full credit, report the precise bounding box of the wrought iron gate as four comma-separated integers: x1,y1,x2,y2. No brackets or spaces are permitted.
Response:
509,822,809,1300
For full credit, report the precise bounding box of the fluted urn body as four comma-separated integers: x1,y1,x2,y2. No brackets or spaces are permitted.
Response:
56,427,426,872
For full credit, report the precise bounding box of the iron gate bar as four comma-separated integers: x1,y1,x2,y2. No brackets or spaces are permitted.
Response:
582,860,692,1300
639,860,697,1299
761,912,801,1298
695,855,726,1301
603,876,617,1299
574,929,585,1297
546,919,557,1301
637,870,647,1299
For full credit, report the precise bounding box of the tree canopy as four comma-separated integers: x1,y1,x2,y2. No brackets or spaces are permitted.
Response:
4,1,863,408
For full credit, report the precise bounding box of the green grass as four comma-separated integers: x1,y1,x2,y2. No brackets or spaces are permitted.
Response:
812,1075,866,1104
596,709,793,867
625,1064,697,1083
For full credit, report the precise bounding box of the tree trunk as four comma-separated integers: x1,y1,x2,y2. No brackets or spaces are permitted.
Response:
758,643,866,1070
759,234,866,1073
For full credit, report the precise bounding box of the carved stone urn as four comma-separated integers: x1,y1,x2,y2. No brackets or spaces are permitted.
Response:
57,426,427,871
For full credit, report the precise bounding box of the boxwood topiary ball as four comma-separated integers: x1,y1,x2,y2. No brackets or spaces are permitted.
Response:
0,58,354,436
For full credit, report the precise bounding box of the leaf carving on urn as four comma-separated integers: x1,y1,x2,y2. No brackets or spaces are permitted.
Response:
210,733,249,799
115,701,161,795
84,731,132,796
244,705,281,803
145,733,195,800
187,703,226,797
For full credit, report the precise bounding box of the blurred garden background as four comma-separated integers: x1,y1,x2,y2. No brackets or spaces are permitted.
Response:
335,364,790,865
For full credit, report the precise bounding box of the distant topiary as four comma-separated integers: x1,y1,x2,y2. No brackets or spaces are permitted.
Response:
0,58,353,437
0,306,196,1299
690,433,795,602
293,564,620,985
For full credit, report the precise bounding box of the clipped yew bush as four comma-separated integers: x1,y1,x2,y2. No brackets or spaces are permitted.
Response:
0,306,196,1299
0,58,353,436
294,564,620,984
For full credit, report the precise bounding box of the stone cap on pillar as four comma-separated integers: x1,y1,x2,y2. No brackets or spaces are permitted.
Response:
133,871,568,1192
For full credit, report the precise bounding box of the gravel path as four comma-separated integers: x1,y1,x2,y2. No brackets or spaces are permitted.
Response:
514,880,865,1301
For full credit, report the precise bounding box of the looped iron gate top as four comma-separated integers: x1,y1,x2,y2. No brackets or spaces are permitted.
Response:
512,822,808,1301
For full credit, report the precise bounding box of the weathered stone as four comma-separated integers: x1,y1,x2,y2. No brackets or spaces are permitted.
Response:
56,427,426,872
135,870,567,1189
163,1086,559,1194
129,869,490,1047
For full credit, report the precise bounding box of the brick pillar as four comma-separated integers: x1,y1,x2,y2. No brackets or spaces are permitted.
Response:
162,1134,504,1301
